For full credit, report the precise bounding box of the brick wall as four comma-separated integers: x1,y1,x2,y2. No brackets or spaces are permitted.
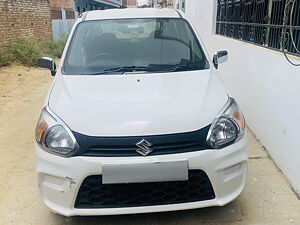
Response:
127,0,137,8
0,0,52,48
49,0,73,10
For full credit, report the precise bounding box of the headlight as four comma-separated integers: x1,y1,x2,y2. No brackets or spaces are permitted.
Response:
207,97,245,149
35,107,79,157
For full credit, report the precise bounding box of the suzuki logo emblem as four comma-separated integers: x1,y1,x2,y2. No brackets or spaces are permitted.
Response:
136,139,153,156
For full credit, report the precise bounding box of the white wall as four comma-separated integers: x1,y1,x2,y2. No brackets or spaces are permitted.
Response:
185,0,300,195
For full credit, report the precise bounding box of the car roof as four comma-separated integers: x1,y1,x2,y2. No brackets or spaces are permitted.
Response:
85,8,182,21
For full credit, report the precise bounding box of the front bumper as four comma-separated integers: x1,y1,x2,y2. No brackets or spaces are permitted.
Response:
35,135,248,216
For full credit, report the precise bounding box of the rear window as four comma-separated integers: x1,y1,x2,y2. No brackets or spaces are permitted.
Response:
63,18,209,75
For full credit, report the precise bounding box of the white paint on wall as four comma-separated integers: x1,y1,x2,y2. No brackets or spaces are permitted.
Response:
185,0,300,195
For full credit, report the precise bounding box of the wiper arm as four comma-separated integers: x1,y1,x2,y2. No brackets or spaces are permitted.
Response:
148,62,205,72
87,63,205,75
169,63,201,72
87,66,149,75
105,66,149,73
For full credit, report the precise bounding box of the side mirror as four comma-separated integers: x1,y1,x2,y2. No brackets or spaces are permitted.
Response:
213,50,228,69
37,57,56,76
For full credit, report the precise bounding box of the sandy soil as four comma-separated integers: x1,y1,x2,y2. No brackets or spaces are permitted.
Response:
0,64,299,225
0,64,53,224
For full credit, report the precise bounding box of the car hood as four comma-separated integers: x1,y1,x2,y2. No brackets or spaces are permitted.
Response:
49,70,228,136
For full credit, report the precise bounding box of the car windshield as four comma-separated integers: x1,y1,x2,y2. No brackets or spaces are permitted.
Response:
63,18,209,75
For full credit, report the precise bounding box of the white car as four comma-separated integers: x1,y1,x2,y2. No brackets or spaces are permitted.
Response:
35,8,248,217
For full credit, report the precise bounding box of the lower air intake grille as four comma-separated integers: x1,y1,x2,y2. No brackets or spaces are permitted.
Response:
75,170,215,209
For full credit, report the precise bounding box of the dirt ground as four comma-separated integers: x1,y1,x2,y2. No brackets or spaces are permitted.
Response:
0,64,299,225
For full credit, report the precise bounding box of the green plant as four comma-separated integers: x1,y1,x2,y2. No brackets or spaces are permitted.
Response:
41,36,67,59
0,49,14,67
0,36,67,67
8,37,45,66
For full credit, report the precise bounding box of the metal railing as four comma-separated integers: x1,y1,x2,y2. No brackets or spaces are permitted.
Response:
216,0,300,57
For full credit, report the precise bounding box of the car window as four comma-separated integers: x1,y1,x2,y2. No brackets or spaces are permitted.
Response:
63,18,209,75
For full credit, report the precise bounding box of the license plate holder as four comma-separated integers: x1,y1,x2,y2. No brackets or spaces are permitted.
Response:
102,160,188,184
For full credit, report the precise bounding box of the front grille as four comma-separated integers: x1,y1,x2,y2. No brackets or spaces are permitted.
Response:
73,125,211,157
75,170,215,209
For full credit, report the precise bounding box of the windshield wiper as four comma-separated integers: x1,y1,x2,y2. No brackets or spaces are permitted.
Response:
88,66,149,75
105,66,150,73
148,62,205,72
87,63,205,75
